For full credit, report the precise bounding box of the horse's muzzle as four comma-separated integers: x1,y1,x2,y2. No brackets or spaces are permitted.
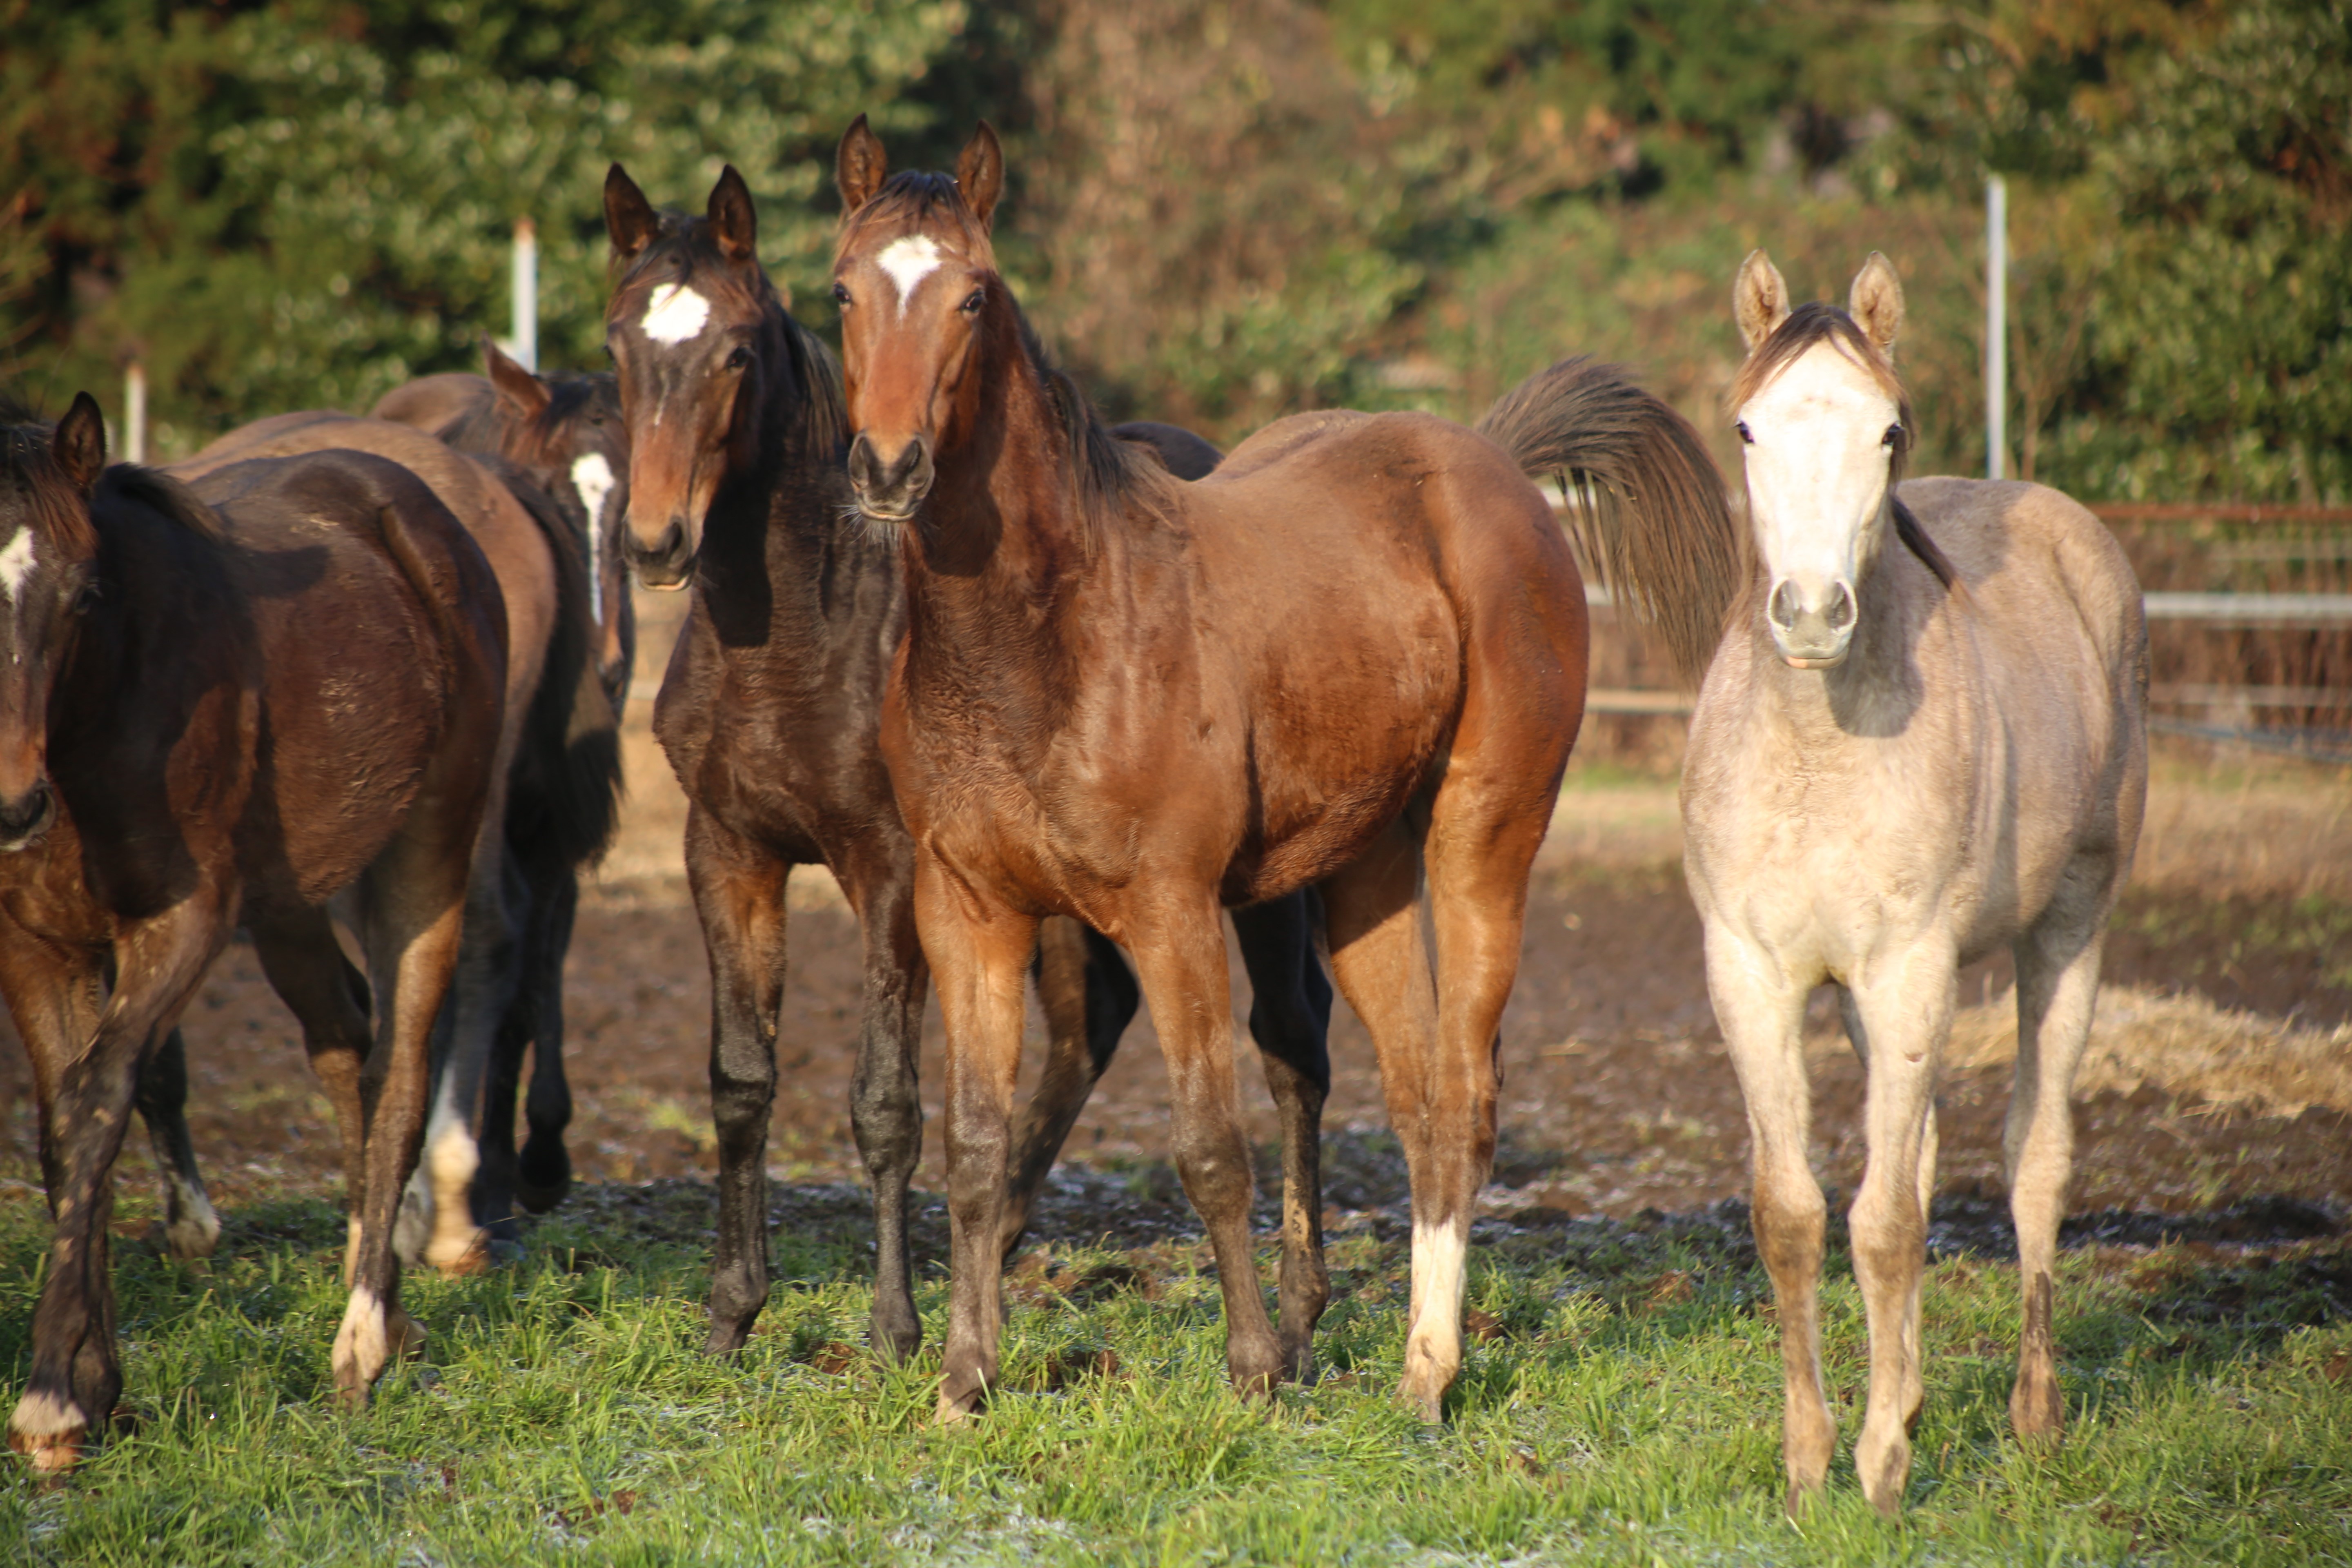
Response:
0,780,56,851
1768,577,1856,668
848,433,934,523
624,518,695,592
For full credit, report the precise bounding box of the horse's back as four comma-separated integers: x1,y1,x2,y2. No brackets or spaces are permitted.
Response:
1900,476,2145,683
371,373,496,441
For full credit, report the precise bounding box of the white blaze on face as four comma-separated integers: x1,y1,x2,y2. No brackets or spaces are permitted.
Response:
876,235,947,318
641,282,712,346
0,528,37,601
1738,341,1900,598
570,452,617,625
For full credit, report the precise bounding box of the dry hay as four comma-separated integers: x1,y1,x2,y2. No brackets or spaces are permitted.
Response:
1932,984,2352,1120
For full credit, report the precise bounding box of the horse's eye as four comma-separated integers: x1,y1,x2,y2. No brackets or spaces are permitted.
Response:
1882,423,1903,448
832,283,852,306
1735,421,1754,445
726,347,751,371
960,289,985,315
72,581,100,614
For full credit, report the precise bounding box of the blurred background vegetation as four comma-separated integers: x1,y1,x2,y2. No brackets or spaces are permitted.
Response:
2,0,2344,500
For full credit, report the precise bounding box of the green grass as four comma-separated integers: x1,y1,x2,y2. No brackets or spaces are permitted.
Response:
3,1182,2349,1565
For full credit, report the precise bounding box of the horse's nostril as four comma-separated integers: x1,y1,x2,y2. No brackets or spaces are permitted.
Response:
0,781,53,840
1768,581,1802,630
1825,582,1855,631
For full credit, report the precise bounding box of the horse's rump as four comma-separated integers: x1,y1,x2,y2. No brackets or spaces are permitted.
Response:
181,451,506,901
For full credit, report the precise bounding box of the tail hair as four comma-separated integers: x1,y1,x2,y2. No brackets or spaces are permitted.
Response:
1477,357,1745,684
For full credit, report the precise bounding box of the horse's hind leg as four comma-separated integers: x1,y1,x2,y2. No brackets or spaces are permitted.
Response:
847,852,929,1363
998,918,1139,1261
2006,871,2112,1446
248,904,376,1277
1321,819,1447,1417
1232,890,1333,1381
133,1029,222,1260
1707,927,1832,1515
1842,950,1952,1517
684,807,791,1355
516,873,581,1213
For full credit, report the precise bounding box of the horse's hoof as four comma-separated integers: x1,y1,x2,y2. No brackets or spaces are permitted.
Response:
870,1316,921,1366
933,1392,976,1426
516,1143,572,1214
426,1232,493,1278
8,1391,87,1475
703,1319,754,1357
2009,1369,2064,1445
1394,1376,1445,1425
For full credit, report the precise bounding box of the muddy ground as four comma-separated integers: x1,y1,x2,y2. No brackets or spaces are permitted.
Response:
3,590,2349,1247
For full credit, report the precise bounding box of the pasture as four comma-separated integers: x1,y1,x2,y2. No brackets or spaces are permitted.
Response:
2,582,2347,1562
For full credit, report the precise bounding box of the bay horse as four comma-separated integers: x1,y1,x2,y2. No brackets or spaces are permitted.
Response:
1685,252,2146,1515
170,413,597,1274
374,347,635,1228
601,162,1333,1362
0,395,506,1470
829,120,1740,1421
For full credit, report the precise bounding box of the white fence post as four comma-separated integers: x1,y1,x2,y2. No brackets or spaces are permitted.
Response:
1985,174,2007,481
124,360,147,464
510,217,538,372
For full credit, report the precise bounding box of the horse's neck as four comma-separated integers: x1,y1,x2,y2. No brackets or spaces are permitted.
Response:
897,349,1095,719
697,312,889,654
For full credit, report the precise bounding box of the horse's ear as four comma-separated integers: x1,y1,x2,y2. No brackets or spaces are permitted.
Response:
1734,249,1791,352
956,122,1004,232
482,336,551,420
1849,252,1905,357
52,392,105,494
707,165,757,262
606,163,660,261
836,114,888,218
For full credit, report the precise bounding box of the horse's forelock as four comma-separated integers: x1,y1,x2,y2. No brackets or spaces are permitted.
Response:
1728,302,1907,420
836,172,992,267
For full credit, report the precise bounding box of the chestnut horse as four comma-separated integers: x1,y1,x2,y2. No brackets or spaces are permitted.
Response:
171,413,590,1273
1687,254,2145,1514
830,120,1741,1421
600,163,1332,1361
0,396,506,1469
374,347,635,1230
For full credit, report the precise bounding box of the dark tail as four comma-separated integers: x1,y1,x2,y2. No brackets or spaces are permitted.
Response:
476,455,625,872
1477,357,1745,684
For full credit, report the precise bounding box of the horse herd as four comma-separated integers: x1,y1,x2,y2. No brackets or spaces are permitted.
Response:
0,119,2145,1519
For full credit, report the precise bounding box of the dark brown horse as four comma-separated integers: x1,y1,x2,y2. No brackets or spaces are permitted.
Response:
0,395,507,1470
600,164,1331,1361
373,347,634,1230
831,120,1741,1421
171,413,596,1273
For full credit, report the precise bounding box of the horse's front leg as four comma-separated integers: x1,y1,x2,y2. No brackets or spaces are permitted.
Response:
1843,947,1953,1517
1232,891,1333,1381
920,853,1038,1421
1127,893,1285,1401
998,918,1138,1260
1705,923,1832,1515
844,849,929,1361
684,807,791,1354
9,898,226,1470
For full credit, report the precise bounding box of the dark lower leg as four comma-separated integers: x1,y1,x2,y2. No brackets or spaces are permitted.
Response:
850,884,927,1361
517,875,579,1212
1234,892,1332,1379
135,1028,221,1259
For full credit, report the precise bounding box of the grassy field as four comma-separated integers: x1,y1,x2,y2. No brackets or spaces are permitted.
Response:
2,1172,2348,1566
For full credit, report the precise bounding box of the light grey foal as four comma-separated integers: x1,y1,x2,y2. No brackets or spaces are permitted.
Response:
1682,251,2147,1516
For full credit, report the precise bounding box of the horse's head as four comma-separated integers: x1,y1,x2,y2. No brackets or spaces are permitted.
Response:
830,117,1006,523
482,339,630,639
0,394,105,850
602,163,777,588
1729,252,1911,670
